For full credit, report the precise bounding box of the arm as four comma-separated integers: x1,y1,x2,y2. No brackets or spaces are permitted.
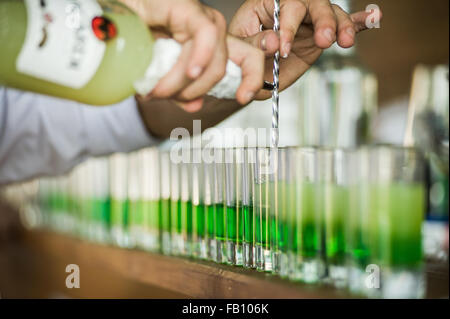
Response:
137,96,243,139
0,87,157,185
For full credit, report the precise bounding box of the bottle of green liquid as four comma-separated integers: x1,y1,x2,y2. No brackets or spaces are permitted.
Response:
0,0,241,105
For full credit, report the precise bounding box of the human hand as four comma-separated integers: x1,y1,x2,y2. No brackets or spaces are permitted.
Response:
229,0,382,99
122,0,259,111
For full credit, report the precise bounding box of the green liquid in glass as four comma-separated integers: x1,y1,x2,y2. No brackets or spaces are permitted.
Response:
324,185,349,264
226,205,244,244
92,198,111,226
243,205,254,244
215,204,226,242
128,199,143,229
160,198,171,233
180,201,193,238
141,200,160,232
111,198,128,228
369,183,425,267
297,182,321,258
255,208,268,248
192,203,206,238
207,205,215,238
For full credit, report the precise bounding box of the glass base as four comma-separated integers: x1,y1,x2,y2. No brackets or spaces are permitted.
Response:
208,238,217,261
161,231,171,255
271,251,281,274
141,231,159,252
215,240,227,264
181,236,193,257
255,245,264,271
53,212,73,235
90,222,110,245
226,242,243,266
349,266,373,297
243,242,254,268
288,256,325,283
193,238,208,260
263,248,272,272
381,267,425,299
288,253,300,281
171,233,183,256
110,226,131,248
327,264,348,289
300,259,325,283
278,252,290,278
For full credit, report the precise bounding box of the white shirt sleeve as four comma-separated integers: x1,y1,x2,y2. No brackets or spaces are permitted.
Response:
0,87,159,185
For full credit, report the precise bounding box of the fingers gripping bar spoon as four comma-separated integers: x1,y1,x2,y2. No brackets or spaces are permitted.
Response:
261,1,281,148
271,0,281,148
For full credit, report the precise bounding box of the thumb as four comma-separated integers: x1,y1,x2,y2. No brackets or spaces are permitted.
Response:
173,97,204,113
240,30,280,57
350,9,383,33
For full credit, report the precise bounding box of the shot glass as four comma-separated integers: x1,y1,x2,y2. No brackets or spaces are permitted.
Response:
242,148,256,268
275,148,296,277
170,157,183,256
140,148,161,252
89,157,111,244
269,148,282,275
224,148,245,266
354,146,427,299
109,153,130,248
160,150,172,255
322,148,356,288
190,148,208,259
213,148,227,264
254,147,274,272
37,177,52,229
180,157,192,257
48,175,70,234
127,151,142,249
67,165,83,238
74,162,91,240
203,147,217,261
290,147,325,283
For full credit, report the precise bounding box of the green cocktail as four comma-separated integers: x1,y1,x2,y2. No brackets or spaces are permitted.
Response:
255,180,270,271
226,204,244,265
141,199,160,252
206,204,216,260
324,184,350,286
350,182,426,298
90,197,111,244
128,198,142,247
368,183,424,267
49,189,70,232
243,204,254,268
110,197,129,248
160,198,171,255
215,203,227,263
180,200,193,256
192,202,207,259
292,182,325,283
170,199,182,255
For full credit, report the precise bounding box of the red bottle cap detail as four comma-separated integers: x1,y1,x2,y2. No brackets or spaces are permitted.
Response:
92,16,117,41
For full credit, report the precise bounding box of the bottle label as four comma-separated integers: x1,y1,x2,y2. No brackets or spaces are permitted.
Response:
17,0,106,89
